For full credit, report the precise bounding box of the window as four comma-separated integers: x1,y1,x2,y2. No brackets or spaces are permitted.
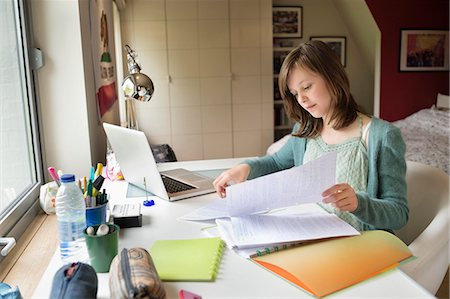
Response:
0,0,43,260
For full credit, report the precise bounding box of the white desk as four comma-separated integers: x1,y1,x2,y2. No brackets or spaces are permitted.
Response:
32,158,434,299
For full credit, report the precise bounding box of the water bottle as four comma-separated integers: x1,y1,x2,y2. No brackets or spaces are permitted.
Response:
55,174,88,264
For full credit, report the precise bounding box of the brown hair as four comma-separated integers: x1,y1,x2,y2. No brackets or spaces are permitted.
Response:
278,40,359,138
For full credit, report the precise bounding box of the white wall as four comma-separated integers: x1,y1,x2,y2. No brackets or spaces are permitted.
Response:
333,0,380,115
31,0,100,178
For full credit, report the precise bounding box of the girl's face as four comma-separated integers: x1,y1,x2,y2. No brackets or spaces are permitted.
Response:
287,66,333,120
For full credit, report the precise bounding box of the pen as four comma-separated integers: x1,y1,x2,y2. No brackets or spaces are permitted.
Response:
47,166,61,186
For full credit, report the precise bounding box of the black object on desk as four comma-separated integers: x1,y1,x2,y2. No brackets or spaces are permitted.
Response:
111,203,142,228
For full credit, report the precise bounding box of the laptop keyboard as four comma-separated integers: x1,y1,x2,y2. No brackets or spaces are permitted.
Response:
161,175,196,193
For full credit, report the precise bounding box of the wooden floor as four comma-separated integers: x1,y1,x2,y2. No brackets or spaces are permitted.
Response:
1,213,449,298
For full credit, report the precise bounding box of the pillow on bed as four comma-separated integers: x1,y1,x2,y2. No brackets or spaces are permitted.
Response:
436,93,450,110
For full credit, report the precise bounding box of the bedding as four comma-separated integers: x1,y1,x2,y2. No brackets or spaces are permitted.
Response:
393,107,449,174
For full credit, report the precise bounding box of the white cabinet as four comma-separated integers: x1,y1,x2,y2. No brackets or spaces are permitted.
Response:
120,0,273,160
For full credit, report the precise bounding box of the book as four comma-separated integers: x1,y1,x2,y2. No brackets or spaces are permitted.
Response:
149,237,225,281
252,230,413,298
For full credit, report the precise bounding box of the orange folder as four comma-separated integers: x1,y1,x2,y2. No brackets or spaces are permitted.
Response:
253,230,412,298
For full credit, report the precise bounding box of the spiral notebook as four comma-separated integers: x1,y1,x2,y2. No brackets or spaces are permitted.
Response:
149,237,225,281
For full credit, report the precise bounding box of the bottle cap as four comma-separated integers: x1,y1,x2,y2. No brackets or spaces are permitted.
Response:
60,174,75,183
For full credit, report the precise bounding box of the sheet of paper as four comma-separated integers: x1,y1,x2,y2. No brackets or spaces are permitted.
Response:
230,213,359,248
179,200,229,221
227,152,337,216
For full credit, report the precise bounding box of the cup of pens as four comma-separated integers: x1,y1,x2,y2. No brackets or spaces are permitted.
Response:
86,202,108,227
84,223,119,273
82,163,109,227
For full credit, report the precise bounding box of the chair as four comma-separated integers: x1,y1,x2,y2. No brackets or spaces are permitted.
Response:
395,161,449,295
150,144,177,163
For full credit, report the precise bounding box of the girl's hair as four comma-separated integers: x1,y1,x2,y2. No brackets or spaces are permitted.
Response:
278,40,359,138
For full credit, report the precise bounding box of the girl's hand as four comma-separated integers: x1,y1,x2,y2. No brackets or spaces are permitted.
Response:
213,164,251,198
321,183,358,212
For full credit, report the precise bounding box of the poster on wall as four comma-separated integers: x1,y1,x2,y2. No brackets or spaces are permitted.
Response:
90,0,119,122
399,29,449,72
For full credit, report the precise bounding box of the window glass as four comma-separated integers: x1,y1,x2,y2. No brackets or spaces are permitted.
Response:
0,1,39,222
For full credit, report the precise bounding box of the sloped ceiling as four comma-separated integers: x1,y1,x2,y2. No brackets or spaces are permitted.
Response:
333,0,380,74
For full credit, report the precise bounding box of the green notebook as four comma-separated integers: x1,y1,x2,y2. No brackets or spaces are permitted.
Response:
149,237,225,281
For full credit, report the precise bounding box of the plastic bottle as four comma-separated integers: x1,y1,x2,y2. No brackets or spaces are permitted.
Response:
55,174,88,264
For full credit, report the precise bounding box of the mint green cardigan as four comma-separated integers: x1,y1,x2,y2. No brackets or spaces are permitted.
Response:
245,117,409,231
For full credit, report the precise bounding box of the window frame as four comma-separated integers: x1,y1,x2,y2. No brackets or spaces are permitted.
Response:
0,0,45,261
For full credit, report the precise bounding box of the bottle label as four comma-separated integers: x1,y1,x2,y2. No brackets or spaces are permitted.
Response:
58,221,85,242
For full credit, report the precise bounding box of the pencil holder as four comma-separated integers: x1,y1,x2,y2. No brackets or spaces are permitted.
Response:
84,223,120,273
86,202,108,227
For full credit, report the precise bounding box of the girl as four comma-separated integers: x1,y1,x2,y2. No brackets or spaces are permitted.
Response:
213,40,408,231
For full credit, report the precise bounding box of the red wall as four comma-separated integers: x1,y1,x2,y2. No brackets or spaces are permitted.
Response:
366,0,449,121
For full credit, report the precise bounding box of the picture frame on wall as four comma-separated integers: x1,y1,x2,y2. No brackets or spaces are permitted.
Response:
273,6,302,38
399,29,449,71
310,36,346,67
273,47,294,74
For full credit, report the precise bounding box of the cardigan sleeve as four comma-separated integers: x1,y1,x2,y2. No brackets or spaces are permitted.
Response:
244,125,301,180
353,125,409,230
245,135,296,179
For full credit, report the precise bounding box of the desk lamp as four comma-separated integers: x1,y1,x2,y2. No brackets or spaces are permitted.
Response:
121,44,154,130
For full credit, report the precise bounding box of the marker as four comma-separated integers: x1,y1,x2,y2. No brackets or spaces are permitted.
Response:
83,176,87,193
94,163,103,179
47,167,61,186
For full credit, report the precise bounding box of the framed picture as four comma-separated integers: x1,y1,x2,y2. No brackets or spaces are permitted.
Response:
310,36,346,66
273,47,294,74
399,29,449,71
273,6,302,38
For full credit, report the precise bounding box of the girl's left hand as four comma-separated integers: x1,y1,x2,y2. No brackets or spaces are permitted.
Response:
321,183,358,212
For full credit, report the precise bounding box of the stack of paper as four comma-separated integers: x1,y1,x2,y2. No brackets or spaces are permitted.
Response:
215,212,359,258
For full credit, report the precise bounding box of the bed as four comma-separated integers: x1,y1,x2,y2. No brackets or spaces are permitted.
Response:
392,105,449,174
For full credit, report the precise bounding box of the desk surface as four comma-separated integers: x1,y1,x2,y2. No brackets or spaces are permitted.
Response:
32,158,433,299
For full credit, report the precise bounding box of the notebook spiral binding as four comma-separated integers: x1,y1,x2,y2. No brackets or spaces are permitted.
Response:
250,241,304,258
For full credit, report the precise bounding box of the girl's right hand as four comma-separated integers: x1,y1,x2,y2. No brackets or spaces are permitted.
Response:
213,164,251,198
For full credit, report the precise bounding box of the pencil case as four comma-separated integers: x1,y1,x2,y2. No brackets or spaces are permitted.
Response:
50,262,98,299
109,247,166,299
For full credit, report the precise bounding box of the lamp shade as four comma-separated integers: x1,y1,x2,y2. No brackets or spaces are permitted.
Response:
122,72,154,102
121,44,154,102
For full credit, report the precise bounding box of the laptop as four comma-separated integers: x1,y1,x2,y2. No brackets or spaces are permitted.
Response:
103,123,216,201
